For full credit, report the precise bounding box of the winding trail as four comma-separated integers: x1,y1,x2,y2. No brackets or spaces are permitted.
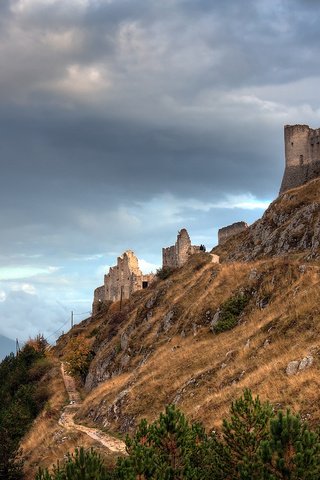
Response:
59,363,126,454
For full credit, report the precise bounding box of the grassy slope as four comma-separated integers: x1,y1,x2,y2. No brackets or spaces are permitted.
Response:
76,257,320,434
20,357,120,479
22,179,320,476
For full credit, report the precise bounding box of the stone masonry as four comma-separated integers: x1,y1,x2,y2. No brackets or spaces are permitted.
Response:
280,124,320,193
92,250,154,313
92,285,105,314
218,222,248,245
162,228,200,269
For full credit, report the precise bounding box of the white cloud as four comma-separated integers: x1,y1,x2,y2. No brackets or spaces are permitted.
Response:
42,64,111,97
11,0,88,15
138,258,160,274
0,266,49,280
11,283,37,295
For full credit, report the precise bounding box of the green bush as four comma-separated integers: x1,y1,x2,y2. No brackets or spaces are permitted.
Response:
213,293,250,333
36,447,112,480
0,345,51,479
156,266,174,280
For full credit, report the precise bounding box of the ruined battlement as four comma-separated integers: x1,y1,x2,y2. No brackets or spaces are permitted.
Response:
92,285,105,315
162,228,201,269
280,124,320,193
92,250,154,311
218,222,248,245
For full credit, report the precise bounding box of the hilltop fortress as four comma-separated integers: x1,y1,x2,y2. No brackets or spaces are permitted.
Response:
280,124,320,193
92,124,320,311
92,229,217,311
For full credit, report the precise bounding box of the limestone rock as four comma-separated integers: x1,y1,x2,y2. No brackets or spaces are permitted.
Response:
210,310,220,331
210,254,220,263
298,355,313,371
286,360,299,376
286,355,313,376
163,311,175,332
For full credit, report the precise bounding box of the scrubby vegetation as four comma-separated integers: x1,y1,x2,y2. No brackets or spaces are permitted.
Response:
156,266,174,280
0,343,51,479
63,335,94,381
36,390,320,479
36,448,109,480
213,293,250,333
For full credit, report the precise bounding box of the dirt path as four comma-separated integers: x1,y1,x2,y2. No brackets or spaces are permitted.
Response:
59,363,126,454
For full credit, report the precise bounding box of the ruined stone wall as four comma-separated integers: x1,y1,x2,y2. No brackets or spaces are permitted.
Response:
162,228,200,269
218,222,248,245
92,285,105,315
103,250,154,303
280,124,320,193
162,246,176,268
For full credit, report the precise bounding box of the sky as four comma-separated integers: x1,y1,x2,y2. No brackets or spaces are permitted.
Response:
1,0,320,344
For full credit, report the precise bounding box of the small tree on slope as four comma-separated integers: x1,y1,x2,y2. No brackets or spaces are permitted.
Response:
222,388,273,479
260,410,320,480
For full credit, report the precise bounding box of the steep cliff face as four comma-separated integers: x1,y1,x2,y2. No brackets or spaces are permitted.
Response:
214,178,320,262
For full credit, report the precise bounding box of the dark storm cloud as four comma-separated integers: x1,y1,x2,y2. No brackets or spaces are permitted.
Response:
0,0,320,339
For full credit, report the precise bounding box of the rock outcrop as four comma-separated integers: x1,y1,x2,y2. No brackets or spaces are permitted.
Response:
214,178,320,262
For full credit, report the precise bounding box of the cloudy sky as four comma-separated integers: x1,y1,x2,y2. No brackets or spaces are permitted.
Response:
0,0,319,343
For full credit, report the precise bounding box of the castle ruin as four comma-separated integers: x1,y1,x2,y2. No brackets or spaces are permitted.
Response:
92,250,154,314
280,124,320,194
162,229,201,269
218,221,248,245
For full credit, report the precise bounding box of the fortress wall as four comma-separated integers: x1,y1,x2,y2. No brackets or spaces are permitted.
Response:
104,250,155,303
92,285,105,315
162,228,201,269
176,229,192,267
280,124,320,193
218,222,248,245
163,246,177,268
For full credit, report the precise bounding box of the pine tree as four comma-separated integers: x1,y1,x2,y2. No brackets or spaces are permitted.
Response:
0,426,23,480
222,388,273,479
36,447,113,480
260,410,320,479
116,404,216,479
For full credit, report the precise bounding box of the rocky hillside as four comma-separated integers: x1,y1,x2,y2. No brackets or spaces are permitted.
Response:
214,177,320,261
22,179,320,476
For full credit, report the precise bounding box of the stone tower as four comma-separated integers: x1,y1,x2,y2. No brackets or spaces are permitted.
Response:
162,228,200,269
280,124,320,194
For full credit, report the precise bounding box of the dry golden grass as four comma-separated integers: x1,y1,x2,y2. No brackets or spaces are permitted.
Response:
74,255,320,439
21,181,320,472
21,358,120,479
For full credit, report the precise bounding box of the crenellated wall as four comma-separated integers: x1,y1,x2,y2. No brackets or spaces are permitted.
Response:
92,250,154,312
104,251,154,302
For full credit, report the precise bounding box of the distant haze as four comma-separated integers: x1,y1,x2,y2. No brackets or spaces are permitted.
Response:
0,334,15,360
0,0,320,342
